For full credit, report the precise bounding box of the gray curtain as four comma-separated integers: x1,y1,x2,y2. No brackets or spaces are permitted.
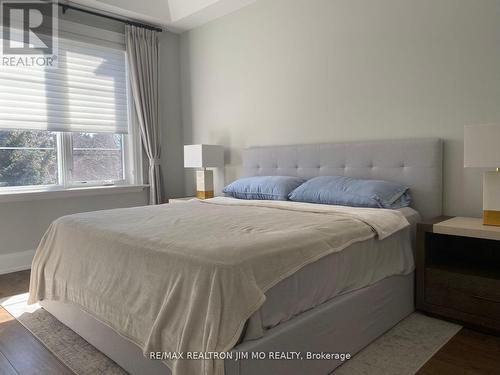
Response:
125,25,162,205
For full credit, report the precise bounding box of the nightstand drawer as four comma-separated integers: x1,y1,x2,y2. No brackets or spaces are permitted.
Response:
425,268,500,320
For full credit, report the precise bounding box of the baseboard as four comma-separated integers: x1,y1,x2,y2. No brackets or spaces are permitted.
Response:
0,249,35,275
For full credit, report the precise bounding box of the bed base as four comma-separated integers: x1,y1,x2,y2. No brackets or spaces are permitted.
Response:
40,272,413,375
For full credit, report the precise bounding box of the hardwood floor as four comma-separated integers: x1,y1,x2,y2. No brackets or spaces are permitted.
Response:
0,271,73,375
0,270,30,300
417,328,500,375
0,271,499,375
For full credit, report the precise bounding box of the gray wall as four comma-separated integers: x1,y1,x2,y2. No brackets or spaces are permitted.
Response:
180,0,500,217
0,192,147,256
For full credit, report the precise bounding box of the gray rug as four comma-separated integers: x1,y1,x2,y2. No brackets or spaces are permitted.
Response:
334,312,461,375
3,297,460,375
16,307,128,375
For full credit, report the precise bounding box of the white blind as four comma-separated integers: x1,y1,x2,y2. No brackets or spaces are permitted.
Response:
0,37,129,134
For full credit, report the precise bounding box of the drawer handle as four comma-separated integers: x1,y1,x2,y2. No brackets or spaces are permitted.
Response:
471,295,500,304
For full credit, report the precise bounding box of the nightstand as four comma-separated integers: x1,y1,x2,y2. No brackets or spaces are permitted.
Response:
168,197,196,203
416,217,500,333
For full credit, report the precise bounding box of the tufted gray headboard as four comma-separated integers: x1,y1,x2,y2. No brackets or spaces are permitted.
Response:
243,138,443,219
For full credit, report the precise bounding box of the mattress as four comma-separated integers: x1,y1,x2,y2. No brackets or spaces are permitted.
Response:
243,207,419,340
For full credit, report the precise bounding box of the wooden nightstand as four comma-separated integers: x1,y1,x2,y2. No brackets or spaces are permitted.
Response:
168,197,196,203
416,217,500,333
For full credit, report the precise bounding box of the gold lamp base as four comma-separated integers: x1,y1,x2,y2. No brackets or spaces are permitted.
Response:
196,190,214,199
483,210,500,226
483,171,500,226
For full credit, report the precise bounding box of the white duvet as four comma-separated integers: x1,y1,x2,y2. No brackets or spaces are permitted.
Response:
29,197,409,375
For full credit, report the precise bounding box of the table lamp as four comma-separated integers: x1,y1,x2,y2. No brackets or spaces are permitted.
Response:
464,124,500,226
184,144,224,199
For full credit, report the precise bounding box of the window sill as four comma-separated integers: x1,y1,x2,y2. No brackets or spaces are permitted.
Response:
0,184,149,203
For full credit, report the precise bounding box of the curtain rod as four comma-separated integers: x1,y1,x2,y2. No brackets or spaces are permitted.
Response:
59,3,163,33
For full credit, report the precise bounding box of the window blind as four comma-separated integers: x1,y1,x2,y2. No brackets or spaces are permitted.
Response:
0,37,129,134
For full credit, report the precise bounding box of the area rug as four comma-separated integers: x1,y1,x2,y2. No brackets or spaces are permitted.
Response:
1,293,126,375
334,312,461,375
1,294,461,375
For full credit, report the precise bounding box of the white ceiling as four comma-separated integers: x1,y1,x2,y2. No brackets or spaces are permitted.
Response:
70,0,257,32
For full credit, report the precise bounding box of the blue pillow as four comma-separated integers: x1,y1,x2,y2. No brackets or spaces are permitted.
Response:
223,176,305,201
288,176,411,209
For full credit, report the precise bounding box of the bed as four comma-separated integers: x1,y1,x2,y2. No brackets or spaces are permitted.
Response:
30,138,443,375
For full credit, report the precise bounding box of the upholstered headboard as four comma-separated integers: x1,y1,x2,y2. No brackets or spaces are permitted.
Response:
242,138,443,219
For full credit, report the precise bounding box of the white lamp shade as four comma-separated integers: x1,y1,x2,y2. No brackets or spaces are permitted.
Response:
184,144,224,168
464,124,500,168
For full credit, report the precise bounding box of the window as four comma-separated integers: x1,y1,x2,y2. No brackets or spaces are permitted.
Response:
0,130,58,188
0,36,140,191
70,133,124,184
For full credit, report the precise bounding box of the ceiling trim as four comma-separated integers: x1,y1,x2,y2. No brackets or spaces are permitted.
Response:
68,0,257,32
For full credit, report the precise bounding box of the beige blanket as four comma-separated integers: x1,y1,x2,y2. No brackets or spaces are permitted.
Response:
29,197,409,375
